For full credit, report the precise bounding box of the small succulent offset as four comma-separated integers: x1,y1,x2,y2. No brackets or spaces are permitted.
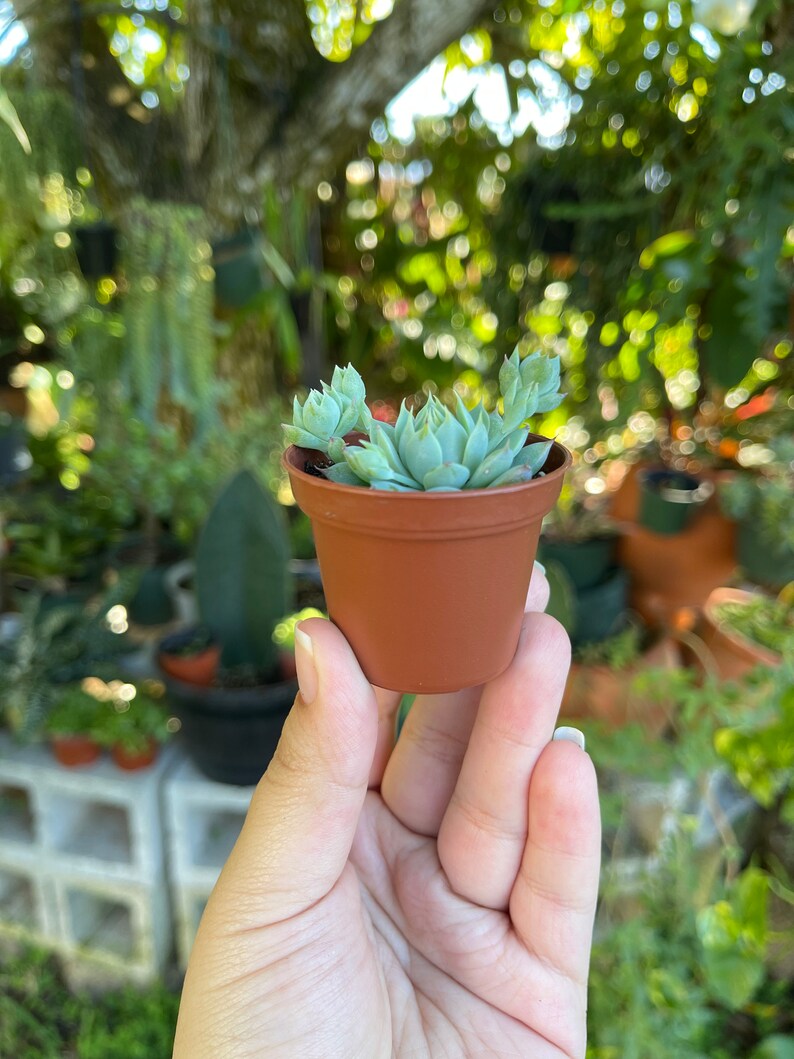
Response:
284,350,564,492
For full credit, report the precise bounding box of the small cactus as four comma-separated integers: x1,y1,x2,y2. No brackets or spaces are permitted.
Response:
284,350,563,492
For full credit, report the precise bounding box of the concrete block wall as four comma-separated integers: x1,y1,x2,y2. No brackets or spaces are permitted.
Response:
163,756,254,968
0,734,174,987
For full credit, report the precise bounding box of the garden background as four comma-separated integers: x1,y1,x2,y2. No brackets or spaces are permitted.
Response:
0,0,792,1056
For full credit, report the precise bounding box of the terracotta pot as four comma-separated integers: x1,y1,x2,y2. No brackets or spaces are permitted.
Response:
562,636,680,734
699,587,782,682
284,437,570,693
618,504,737,628
111,740,158,771
157,642,221,687
51,736,101,768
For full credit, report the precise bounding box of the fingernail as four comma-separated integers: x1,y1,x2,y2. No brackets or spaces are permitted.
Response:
534,559,546,575
552,726,586,752
294,624,318,705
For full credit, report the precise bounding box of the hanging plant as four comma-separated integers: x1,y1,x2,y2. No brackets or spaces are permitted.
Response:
120,198,216,425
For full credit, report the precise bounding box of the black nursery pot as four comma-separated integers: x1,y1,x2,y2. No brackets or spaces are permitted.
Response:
638,469,710,536
74,223,118,279
572,566,629,647
163,675,297,786
539,535,617,592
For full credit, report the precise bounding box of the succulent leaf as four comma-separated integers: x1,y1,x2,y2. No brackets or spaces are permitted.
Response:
423,462,471,490
287,349,563,491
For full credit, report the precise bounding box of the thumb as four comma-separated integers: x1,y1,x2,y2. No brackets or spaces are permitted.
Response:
212,618,379,925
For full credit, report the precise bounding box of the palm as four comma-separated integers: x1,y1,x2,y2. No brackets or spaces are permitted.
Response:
175,594,600,1059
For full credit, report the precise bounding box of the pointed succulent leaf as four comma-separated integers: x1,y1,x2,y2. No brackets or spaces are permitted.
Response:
488,464,537,488
535,390,566,414
461,411,489,473
401,421,444,484
344,445,395,482
502,381,539,433
394,402,411,446
499,349,521,397
505,428,530,458
422,462,470,490
370,479,418,492
511,440,552,476
302,390,345,439
327,437,347,463
434,410,468,463
467,439,518,488
331,363,366,405
519,351,560,396
282,424,330,452
369,422,407,474
323,461,367,485
454,393,474,431
355,401,374,433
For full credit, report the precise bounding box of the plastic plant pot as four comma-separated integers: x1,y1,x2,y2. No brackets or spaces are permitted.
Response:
284,436,570,694
571,566,629,647
538,534,617,592
157,628,220,687
51,736,101,768
74,222,118,279
638,470,713,536
111,740,158,771
162,674,297,786
736,521,794,590
699,587,783,682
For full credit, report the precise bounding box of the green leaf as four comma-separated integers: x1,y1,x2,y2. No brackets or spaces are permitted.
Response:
0,86,31,153
702,948,764,1009
751,1036,794,1059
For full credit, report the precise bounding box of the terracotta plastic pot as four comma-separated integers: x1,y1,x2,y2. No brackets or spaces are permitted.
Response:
112,740,158,771
562,636,680,734
157,628,220,687
284,436,570,693
699,587,782,682
51,736,101,768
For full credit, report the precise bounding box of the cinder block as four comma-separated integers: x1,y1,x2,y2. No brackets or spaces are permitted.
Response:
173,883,211,970
0,859,58,941
165,755,253,888
54,871,172,983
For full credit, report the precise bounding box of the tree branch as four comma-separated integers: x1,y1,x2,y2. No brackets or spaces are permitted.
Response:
256,0,501,190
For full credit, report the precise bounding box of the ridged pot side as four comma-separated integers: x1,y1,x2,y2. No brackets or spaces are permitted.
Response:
284,437,570,693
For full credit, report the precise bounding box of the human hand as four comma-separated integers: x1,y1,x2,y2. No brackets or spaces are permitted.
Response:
173,568,601,1058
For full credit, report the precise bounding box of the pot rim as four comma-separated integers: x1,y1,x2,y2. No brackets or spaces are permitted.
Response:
703,586,782,665
640,469,714,505
283,434,570,502
160,667,297,715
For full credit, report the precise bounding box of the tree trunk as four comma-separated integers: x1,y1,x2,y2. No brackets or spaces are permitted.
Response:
255,0,501,190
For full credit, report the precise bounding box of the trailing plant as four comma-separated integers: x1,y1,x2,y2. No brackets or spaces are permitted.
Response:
715,594,794,657
121,198,217,426
284,352,563,491
195,469,292,683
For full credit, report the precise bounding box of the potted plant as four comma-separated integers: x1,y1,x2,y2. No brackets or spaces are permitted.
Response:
699,587,790,682
638,468,713,535
562,623,681,734
92,679,171,771
720,439,794,589
157,625,220,687
158,470,298,785
283,355,569,693
539,460,618,591
44,684,102,767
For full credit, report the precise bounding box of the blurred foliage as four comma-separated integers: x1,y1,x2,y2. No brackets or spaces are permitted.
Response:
0,945,178,1059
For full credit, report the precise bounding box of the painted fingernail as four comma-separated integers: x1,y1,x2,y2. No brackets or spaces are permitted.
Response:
294,624,318,705
552,726,586,752
534,559,546,575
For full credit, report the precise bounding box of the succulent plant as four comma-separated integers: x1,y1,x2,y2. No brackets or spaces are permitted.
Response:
284,350,564,492
282,364,372,451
